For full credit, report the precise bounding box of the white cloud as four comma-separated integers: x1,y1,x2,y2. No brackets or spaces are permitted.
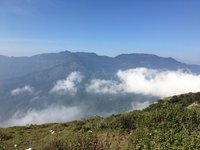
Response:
86,79,123,94
117,68,200,97
11,85,34,95
2,106,82,127
50,72,83,95
131,101,151,110
86,68,200,97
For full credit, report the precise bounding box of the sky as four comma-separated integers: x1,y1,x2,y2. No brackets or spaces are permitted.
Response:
0,0,200,64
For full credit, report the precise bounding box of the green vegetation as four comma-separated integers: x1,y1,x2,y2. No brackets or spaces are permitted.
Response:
1,92,200,149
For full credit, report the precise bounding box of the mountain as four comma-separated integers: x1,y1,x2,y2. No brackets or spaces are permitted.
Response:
1,51,200,91
1,51,200,81
0,92,200,149
0,51,74,81
0,51,200,127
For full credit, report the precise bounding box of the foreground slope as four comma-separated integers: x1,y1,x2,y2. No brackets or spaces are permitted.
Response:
1,92,200,149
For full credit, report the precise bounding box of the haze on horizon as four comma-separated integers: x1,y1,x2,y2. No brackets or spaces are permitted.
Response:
0,0,200,64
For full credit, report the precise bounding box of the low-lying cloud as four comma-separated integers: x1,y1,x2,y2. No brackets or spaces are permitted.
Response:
5,68,200,127
86,79,123,94
131,101,151,110
86,68,200,97
117,68,200,97
2,106,82,127
50,71,83,95
11,85,34,95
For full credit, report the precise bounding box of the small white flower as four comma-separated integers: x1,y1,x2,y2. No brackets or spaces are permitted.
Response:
88,130,93,133
51,131,55,135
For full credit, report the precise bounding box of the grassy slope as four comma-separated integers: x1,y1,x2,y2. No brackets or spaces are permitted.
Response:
1,92,200,150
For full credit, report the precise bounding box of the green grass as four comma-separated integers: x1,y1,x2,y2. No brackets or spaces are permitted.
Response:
1,92,200,149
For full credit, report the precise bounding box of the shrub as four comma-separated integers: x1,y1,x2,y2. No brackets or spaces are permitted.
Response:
0,131,12,141
43,139,68,150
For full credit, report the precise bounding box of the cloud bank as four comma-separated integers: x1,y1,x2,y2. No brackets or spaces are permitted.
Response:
5,68,200,127
11,85,34,95
86,68,200,97
14,68,200,98
86,79,123,94
51,72,83,95
117,68,200,97
2,106,82,127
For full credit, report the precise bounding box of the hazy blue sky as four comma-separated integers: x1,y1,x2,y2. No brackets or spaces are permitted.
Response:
0,0,200,64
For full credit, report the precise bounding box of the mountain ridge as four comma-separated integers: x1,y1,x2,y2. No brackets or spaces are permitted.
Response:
0,50,200,81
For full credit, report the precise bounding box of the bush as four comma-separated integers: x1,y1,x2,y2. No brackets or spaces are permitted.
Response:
115,114,136,131
43,139,68,150
0,131,12,141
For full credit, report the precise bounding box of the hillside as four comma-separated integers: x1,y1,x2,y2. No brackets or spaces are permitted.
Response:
1,92,200,150
1,51,200,81
1,51,200,126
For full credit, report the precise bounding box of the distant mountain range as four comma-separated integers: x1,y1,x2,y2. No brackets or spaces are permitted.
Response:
0,51,200,81
1,51,200,127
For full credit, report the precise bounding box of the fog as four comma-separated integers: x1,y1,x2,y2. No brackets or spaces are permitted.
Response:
117,68,200,97
86,68,200,97
86,79,123,94
50,72,83,95
1,106,82,127
11,85,34,95
3,68,200,127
